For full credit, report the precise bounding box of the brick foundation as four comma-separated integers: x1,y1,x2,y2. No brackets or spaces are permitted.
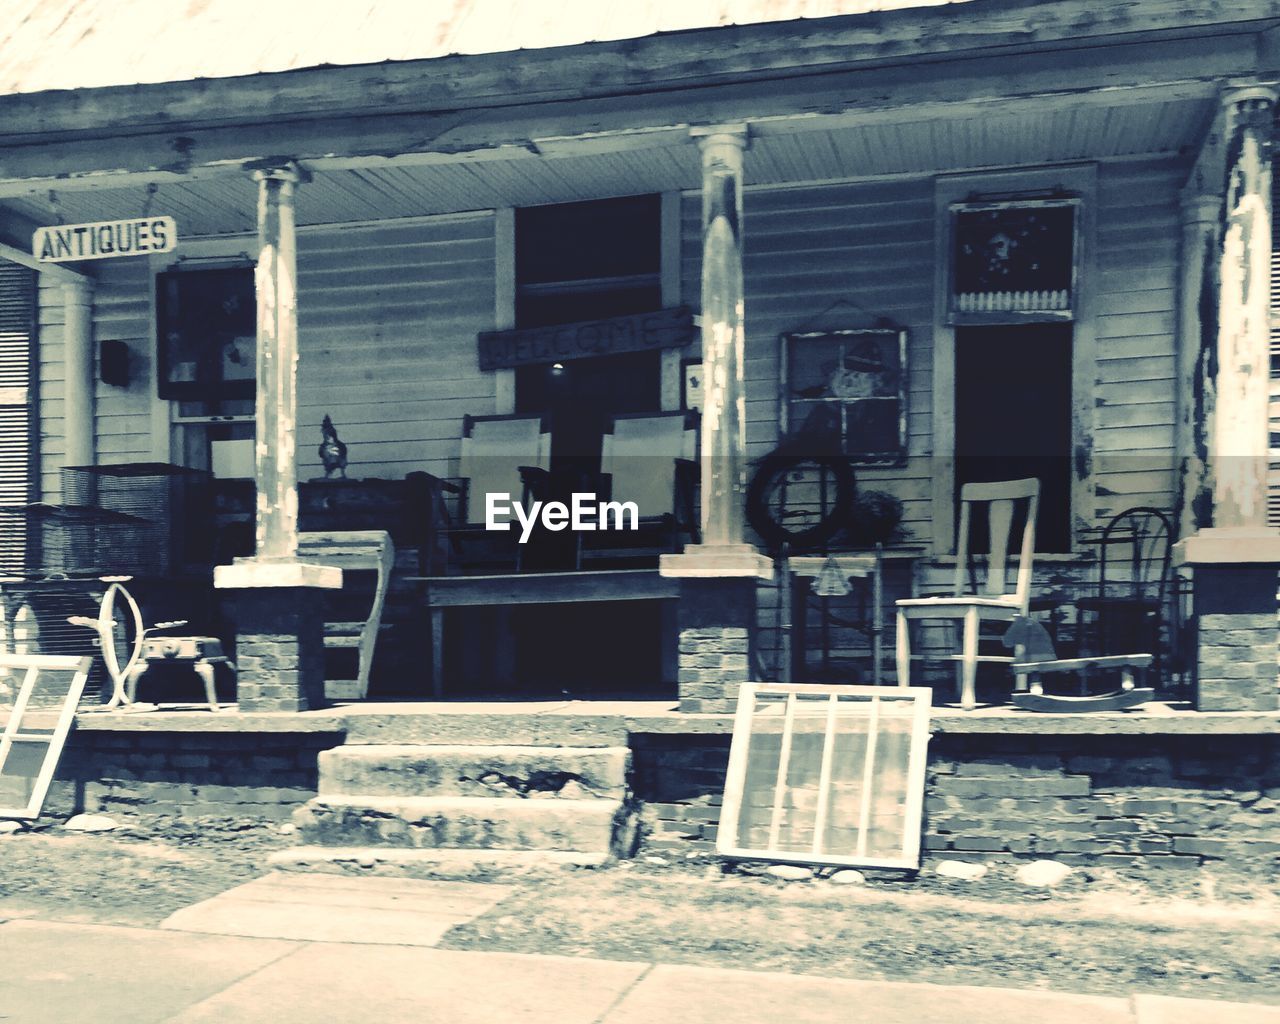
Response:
45,730,344,820
230,588,327,712
1189,564,1280,711
676,579,757,714
631,732,1280,869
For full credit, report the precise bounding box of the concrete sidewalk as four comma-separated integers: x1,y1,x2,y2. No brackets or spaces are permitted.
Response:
2,916,1278,1024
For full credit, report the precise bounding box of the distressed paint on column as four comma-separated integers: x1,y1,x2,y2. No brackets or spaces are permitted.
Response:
1204,90,1274,530
1176,193,1220,540
695,128,748,548
250,162,306,560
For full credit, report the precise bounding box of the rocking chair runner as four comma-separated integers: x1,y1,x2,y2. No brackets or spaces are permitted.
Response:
895,477,1039,710
1002,615,1154,712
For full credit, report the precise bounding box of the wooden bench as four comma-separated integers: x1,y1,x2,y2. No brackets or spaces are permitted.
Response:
298,531,394,701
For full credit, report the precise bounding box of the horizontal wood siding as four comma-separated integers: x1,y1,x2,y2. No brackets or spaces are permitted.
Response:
296,213,497,480
1092,158,1183,521
682,178,937,545
37,260,155,502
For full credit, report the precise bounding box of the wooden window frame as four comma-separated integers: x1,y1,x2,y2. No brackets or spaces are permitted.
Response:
717,683,932,870
930,165,1098,555
0,654,93,819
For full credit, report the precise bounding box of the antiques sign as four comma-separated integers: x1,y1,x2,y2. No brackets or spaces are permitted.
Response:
34,217,177,263
477,306,693,371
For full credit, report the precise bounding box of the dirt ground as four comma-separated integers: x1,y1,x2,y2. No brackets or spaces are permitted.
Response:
1,812,1277,1004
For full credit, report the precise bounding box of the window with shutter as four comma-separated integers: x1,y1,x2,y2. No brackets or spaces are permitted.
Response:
0,260,36,501
1270,163,1280,528
0,259,37,570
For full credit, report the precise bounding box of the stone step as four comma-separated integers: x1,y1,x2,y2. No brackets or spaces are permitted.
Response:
339,712,630,747
318,744,629,800
294,795,622,853
267,846,611,878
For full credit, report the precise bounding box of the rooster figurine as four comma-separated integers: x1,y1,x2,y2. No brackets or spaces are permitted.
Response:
319,414,348,479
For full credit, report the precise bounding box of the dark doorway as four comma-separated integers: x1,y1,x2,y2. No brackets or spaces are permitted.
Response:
954,324,1073,553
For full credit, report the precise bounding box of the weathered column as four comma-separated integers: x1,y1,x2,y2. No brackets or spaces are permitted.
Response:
251,162,305,559
1174,86,1280,712
62,280,94,470
694,126,748,549
661,126,771,713
1174,193,1220,544
214,159,339,713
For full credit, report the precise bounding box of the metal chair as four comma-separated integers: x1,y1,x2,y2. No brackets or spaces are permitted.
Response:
895,477,1039,709
1075,506,1173,681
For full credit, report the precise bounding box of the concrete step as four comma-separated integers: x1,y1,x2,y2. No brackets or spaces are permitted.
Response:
339,712,630,747
267,846,611,878
294,795,622,853
318,744,629,800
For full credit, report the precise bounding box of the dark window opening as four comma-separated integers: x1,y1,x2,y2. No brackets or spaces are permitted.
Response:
514,195,663,472
954,324,1073,553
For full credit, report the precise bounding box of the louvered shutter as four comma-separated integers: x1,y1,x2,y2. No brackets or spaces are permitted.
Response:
0,260,37,571
1271,163,1280,527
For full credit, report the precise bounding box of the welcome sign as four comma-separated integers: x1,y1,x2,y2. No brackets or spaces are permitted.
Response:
33,217,177,263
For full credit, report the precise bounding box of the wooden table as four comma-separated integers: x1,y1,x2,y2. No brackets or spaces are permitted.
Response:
785,551,883,685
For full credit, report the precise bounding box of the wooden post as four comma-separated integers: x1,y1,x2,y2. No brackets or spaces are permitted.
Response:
1204,86,1275,531
62,280,94,471
249,161,308,560
1174,85,1280,713
693,125,748,549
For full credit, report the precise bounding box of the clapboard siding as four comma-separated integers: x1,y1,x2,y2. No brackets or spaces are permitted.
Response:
37,260,154,501
295,212,496,480
1091,158,1184,520
683,177,937,544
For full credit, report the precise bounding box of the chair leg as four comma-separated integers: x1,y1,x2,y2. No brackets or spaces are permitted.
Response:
895,611,910,688
961,607,979,711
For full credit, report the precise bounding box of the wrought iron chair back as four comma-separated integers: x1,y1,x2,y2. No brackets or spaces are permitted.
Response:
1079,505,1174,676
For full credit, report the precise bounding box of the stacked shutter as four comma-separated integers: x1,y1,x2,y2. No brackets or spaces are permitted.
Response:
0,260,37,571
1271,162,1280,527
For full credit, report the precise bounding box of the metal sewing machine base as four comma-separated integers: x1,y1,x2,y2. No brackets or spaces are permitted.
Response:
125,636,236,713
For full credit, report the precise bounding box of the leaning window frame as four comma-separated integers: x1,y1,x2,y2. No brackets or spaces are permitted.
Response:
946,197,1081,326
717,683,932,871
0,654,93,819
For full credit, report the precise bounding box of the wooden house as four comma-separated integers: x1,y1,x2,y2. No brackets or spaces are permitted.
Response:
0,0,1277,714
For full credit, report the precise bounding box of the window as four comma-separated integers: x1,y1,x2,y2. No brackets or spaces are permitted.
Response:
948,198,1080,553
513,195,664,467
155,264,255,476
780,328,908,466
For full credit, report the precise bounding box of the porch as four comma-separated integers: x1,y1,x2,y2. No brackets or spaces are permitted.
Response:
0,0,1275,718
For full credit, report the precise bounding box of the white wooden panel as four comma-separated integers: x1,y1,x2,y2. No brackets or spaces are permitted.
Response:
1092,158,1184,519
296,211,497,480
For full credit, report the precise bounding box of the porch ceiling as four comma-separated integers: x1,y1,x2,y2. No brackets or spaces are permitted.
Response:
1,92,1211,238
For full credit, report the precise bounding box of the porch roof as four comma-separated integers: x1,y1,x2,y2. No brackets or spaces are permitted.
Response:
0,0,966,97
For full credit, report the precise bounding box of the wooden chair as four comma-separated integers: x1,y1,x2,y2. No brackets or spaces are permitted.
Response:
449,414,551,572
298,530,394,701
1002,615,1154,712
895,477,1039,710
580,411,699,566
1075,506,1173,681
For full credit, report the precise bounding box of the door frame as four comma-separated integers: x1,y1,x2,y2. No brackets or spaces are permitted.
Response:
930,163,1098,555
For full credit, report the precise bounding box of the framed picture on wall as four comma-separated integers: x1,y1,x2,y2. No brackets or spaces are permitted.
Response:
683,359,704,413
779,327,908,466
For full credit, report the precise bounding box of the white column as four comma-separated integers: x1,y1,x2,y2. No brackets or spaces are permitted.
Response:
661,125,770,580
250,161,305,561
694,126,749,549
62,279,94,469
1208,86,1276,532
